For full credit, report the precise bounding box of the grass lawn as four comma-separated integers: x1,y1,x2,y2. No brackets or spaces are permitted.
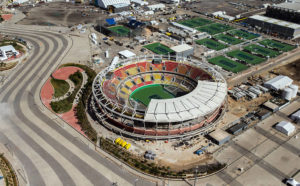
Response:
178,17,213,28
143,42,174,55
229,29,259,40
196,23,234,35
227,50,265,65
130,84,174,106
214,34,243,45
196,38,228,51
208,55,248,73
259,39,296,52
50,78,70,98
108,25,130,36
244,44,280,58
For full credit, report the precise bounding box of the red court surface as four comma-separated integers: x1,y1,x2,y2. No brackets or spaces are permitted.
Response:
1,14,12,21
52,66,83,80
40,66,85,136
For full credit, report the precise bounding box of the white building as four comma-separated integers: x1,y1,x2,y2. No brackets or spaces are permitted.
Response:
0,45,20,61
118,50,136,58
96,0,130,9
275,121,295,136
264,75,293,91
291,110,300,123
147,4,165,11
131,0,148,6
171,44,194,57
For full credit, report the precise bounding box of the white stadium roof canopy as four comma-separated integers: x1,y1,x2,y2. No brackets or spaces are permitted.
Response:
144,81,227,123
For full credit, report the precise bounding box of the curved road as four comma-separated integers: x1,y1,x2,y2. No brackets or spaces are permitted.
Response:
0,25,155,186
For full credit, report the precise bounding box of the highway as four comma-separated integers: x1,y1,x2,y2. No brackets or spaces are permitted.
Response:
0,25,155,186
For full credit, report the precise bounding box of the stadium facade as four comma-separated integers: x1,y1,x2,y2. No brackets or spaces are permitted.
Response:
91,56,227,140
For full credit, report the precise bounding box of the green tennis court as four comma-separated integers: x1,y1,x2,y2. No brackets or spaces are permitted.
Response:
178,17,213,28
244,44,280,58
196,23,234,35
227,50,265,65
196,38,228,51
259,39,296,52
229,29,259,40
130,84,175,106
208,56,248,73
143,42,174,55
214,34,243,45
108,25,130,36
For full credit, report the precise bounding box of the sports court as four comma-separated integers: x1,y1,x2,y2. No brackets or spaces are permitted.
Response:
108,25,130,36
227,50,265,65
143,42,174,55
130,84,175,106
244,44,280,58
259,39,296,52
196,23,234,35
178,17,213,28
196,38,228,51
208,56,248,73
214,34,243,45
229,29,259,40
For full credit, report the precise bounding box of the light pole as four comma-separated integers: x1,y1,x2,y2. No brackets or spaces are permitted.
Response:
134,178,138,186
194,166,198,186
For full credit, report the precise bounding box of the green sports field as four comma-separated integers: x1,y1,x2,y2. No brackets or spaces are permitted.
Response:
259,39,296,52
227,50,265,65
130,84,174,106
143,42,174,55
108,25,130,36
229,29,259,40
208,56,248,73
244,44,280,58
196,38,228,51
214,34,243,45
196,23,234,35
178,17,213,28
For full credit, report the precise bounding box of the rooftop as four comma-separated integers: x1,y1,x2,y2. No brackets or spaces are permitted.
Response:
249,15,300,29
171,44,193,53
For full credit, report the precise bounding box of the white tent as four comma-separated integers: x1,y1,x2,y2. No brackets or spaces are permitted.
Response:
291,110,300,123
275,121,295,136
96,0,130,9
118,50,136,58
264,75,293,91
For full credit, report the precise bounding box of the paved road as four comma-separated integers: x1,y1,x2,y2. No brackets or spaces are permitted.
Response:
0,25,155,186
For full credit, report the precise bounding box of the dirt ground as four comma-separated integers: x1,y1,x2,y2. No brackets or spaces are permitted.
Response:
273,59,300,86
17,2,107,27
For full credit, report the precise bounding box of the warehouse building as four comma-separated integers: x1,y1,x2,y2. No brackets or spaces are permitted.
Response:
95,0,130,10
275,121,295,136
170,44,194,58
264,75,293,91
266,0,300,24
208,129,231,145
247,15,300,39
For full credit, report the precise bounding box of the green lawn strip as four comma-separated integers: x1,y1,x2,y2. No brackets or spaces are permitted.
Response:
229,29,259,40
195,38,228,51
50,71,82,113
50,78,70,98
208,56,248,73
244,44,280,58
259,39,296,52
227,50,265,65
143,42,174,55
61,63,97,142
214,34,243,45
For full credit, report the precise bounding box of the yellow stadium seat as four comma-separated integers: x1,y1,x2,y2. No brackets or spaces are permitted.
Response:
144,74,152,82
127,67,138,76
125,81,134,88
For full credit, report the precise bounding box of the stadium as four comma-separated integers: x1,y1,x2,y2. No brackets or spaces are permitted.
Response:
91,56,227,140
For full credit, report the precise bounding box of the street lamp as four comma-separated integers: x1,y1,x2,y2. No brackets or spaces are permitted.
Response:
194,166,198,186
134,178,138,186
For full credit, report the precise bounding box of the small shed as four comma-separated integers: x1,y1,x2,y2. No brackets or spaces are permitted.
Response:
170,44,194,57
291,110,300,123
118,50,136,58
209,129,231,145
275,121,295,136
255,109,272,120
227,122,248,135
263,101,279,112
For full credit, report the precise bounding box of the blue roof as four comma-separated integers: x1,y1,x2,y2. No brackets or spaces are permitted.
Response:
106,18,116,26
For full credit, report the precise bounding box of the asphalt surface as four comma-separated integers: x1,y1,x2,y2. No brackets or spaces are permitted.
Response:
0,25,155,186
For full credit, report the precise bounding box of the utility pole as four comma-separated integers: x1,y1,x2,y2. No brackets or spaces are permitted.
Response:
194,166,198,186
